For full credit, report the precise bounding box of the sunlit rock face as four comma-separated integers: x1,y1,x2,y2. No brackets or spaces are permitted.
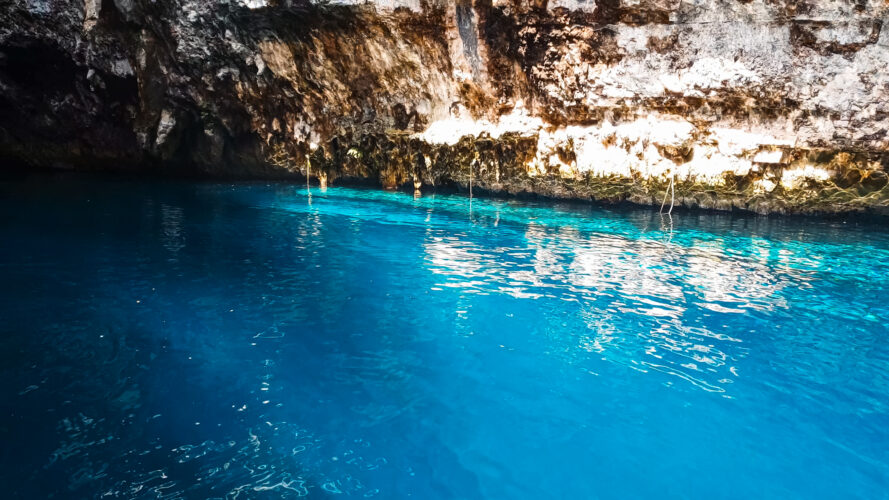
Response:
1,0,888,214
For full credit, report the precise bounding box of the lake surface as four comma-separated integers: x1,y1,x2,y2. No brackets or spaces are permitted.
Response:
1,174,888,498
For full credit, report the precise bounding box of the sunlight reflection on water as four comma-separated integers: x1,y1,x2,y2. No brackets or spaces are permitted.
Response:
1,178,888,499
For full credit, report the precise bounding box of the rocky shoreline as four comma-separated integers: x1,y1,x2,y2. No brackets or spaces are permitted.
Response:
2,0,888,215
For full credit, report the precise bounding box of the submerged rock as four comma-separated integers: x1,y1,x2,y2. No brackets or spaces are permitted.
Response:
1,0,888,214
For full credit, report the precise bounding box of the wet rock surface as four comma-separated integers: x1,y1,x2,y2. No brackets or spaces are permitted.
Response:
1,0,888,214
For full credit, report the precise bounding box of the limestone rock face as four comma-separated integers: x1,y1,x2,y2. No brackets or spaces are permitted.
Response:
1,0,888,214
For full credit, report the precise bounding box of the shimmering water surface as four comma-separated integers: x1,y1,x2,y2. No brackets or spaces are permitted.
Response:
1,174,888,499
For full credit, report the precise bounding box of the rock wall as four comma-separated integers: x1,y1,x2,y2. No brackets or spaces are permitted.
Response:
2,0,888,214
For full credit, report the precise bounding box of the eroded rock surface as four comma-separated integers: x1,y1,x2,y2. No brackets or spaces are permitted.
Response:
1,0,888,214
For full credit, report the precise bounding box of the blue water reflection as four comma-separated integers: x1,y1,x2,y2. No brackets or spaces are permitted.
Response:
1,174,887,498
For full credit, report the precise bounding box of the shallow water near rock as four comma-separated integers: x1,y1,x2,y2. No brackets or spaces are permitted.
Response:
1,174,888,498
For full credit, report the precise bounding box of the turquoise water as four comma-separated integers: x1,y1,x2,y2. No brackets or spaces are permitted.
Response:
1,174,888,498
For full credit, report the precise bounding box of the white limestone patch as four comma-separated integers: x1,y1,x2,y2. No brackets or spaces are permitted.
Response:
573,137,634,177
781,166,832,190
416,105,546,145
416,110,845,190
548,0,598,12
675,57,761,92
236,0,268,8
752,150,785,164
811,21,880,45
616,116,695,147
754,178,778,194
683,149,754,182
711,128,793,157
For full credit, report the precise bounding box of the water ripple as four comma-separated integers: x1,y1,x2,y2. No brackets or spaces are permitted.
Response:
1,178,888,498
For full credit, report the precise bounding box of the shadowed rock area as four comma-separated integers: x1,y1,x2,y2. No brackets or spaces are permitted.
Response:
1,0,888,214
